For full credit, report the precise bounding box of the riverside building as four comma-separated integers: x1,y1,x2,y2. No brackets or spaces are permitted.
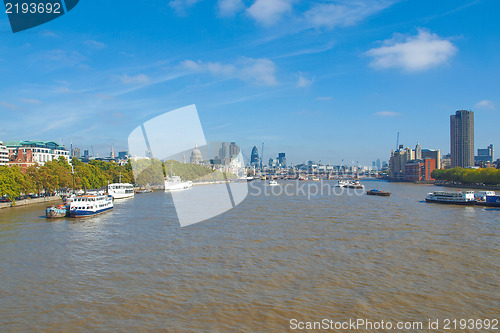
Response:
450,110,474,168
5,141,70,167
0,141,9,166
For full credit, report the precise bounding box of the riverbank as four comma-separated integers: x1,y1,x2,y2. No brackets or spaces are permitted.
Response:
437,183,500,190
0,195,62,210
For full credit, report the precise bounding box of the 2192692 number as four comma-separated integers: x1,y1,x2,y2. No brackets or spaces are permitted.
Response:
5,2,61,14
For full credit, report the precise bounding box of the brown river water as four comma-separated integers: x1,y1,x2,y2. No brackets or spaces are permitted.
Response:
0,180,498,332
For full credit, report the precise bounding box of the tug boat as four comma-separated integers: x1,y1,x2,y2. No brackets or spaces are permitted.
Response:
69,193,114,217
366,189,391,196
425,191,476,205
45,204,67,218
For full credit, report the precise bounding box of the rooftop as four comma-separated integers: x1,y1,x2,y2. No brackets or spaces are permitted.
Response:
3,140,67,150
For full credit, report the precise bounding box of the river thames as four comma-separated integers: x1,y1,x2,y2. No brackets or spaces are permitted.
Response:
0,180,498,331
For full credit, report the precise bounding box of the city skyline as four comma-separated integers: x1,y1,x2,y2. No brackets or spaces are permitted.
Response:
0,0,499,164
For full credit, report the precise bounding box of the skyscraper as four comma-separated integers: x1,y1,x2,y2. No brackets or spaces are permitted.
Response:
277,153,286,167
71,147,81,159
450,110,474,168
415,142,422,160
250,146,259,166
229,142,240,158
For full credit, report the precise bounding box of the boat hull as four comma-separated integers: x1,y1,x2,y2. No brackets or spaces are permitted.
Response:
165,184,193,191
45,207,67,218
367,191,390,196
425,198,476,205
476,201,500,207
69,206,114,218
110,192,135,199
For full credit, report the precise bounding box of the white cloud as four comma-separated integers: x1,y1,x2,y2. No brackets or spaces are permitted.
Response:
119,74,150,84
181,58,278,86
218,0,245,17
247,0,294,25
169,0,202,15
0,101,19,110
365,29,457,72
35,50,88,69
297,73,312,88
20,98,41,105
85,40,106,49
305,1,394,29
475,99,494,109
375,111,400,116
239,58,277,85
39,30,57,37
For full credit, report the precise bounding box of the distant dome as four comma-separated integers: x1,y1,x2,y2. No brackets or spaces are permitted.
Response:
190,144,203,164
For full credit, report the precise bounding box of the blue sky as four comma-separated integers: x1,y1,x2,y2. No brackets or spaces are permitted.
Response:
0,0,499,165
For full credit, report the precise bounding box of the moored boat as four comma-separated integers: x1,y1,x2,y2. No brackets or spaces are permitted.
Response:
367,189,391,196
269,180,278,186
135,188,152,194
476,194,500,207
45,204,67,218
69,193,114,217
108,183,135,199
425,191,476,205
165,175,193,191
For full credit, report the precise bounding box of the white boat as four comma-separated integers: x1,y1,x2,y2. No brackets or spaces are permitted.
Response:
69,194,114,217
335,180,349,187
475,191,496,201
346,180,364,189
269,180,278,186
108,183,135,199
425,191,476,205
165,175,193,191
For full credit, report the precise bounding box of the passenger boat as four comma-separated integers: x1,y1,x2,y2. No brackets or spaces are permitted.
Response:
346,180,365,189
366,189,391,196
475,191,496,201
476,193,500,207
108,183,135,199
269,180,278,186
68,193,114,217
164,175,193,191
425,191,476,205
335,180,349,188
45,204,67,218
